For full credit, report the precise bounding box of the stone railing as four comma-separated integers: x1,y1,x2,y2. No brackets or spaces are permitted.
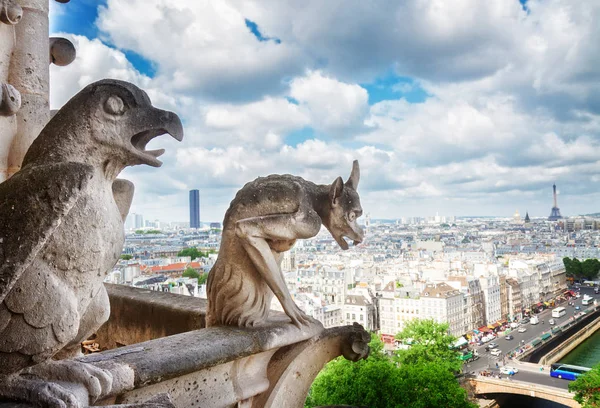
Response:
81,284,370,407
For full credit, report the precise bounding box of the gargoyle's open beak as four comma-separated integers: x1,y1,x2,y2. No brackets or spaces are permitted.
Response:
335,234,363,251
130,108,184,167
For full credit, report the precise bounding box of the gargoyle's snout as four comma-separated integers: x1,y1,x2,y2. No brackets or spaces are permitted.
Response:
157,109,184,142
130,107,184,167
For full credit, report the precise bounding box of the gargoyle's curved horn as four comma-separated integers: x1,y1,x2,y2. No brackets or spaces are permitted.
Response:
345,160,360,190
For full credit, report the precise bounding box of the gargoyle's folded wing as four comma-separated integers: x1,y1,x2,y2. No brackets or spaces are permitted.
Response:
0,162,94,303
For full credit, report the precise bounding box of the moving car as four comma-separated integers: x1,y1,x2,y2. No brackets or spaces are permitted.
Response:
488,342,499,349
500,366,518,375
505,335,514,340
518,327,527,333
521,318,530,324
491,349,502,357
549,319,555,325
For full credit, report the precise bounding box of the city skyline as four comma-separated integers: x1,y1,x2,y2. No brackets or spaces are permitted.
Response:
48,1,600,222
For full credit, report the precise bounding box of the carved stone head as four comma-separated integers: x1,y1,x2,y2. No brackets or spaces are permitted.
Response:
324,160,364,250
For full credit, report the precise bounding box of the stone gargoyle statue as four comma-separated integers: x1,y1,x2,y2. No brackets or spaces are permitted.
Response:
206,161,364,328
0,79,183,406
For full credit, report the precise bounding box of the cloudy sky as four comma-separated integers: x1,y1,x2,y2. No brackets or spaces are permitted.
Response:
50,0,600,223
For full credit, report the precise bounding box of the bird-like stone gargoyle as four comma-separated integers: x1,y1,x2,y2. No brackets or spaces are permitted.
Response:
0,79,183,406
206,161,364,328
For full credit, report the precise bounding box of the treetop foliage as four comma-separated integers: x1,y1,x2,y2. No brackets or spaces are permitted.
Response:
177,247,210,260
569,362,600,408
135,229,162,234
305,320,474,408
563,257,600,280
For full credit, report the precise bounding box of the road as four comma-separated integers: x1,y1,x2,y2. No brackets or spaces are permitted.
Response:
463,285,598,390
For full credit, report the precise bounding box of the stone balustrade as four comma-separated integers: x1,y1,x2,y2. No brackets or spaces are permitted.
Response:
83,283,369,407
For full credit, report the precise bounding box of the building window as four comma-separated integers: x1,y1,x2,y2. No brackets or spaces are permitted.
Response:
352,313,356,320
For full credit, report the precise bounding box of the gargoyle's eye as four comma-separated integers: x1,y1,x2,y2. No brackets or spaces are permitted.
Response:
104,95,126,115
348,211,356,222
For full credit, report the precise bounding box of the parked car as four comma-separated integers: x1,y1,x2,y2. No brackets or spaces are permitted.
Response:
491,349,502,357
518,327,527,333
505,335,514,340
521,318,530,324
510,322,519,329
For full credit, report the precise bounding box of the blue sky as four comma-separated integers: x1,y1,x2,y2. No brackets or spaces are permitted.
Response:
49,0,600,223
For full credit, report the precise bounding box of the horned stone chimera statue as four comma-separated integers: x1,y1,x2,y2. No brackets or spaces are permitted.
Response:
206,161,364,328
0,79,183,407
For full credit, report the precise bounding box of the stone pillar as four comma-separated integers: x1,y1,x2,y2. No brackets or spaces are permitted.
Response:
6,0,49,179
0,0,74,181
0,0,22,181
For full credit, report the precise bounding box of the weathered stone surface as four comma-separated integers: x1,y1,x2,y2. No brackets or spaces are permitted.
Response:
0,79,183,407
254,323,370,408
78,319,369,408
207,161,364,329
0,0,22,25
0,83,20,116
49,37,76,66
96,283,207,349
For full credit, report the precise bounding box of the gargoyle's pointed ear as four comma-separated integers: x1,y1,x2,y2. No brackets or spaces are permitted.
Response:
330,176,344,204
345,160,360,190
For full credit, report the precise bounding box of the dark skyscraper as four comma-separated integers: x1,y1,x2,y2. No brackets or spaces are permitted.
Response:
189,189,200,228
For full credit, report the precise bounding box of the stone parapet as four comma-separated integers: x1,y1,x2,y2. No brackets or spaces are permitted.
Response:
96,283,208,349
87,284,370,407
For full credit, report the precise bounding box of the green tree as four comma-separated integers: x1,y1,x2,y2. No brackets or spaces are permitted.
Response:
397,361,476,408
394,319,461,372
198,272,208,285
564,257,573,276
569,363,600,408
120,254,133,260
306,326,475,408
581,259,600,280
177,247,207,260
572,258,584,279
182,267,200,279
305,334,405,408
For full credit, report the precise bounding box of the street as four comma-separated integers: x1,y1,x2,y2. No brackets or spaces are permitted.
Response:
464,285,598,390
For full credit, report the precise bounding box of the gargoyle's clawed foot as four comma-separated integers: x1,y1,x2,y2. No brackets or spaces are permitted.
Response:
0,376,81,408
283,301,320,329
21,360,113,403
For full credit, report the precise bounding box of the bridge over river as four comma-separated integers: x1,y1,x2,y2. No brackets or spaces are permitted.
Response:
468,376,579,408
463,285,600,407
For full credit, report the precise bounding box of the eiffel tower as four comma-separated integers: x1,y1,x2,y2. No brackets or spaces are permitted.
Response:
548,184,563,221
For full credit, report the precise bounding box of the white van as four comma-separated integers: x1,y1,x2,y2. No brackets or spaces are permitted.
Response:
530,316,539,325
